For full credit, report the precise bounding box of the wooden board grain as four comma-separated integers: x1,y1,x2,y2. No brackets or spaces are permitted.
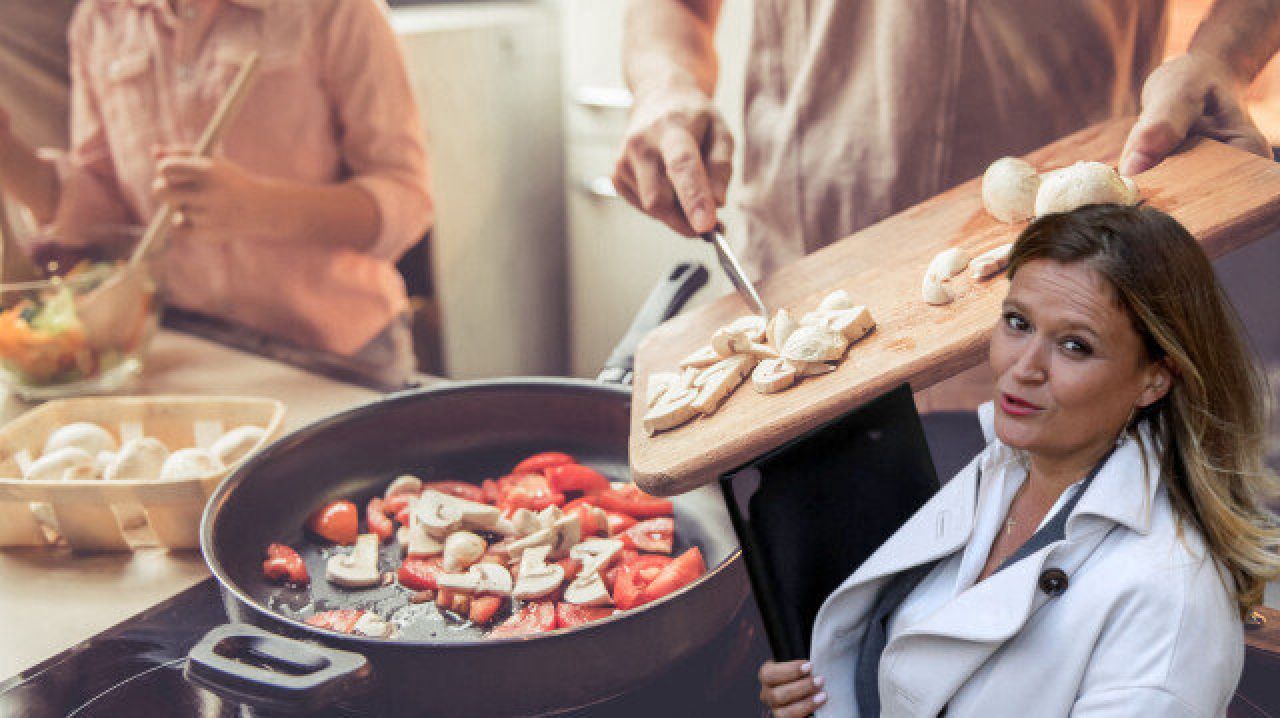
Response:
630,117,1280,496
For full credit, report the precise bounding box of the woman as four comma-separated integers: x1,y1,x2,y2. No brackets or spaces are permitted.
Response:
760,204,1280,717
0,0,431,385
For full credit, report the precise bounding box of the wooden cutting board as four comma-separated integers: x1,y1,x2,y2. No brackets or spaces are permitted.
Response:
629,117,1280,496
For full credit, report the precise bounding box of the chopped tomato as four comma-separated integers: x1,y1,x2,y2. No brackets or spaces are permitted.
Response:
305,609,364,634
383,495,413,516
511,451,576,476
469,595,503,624
592,484,673,519
263,543,309,585
499,473,565,512
556,603,615,629
491,601,557,636
398,556,446,591
605,511,637,536
603,548,641,592
306,500,359,545
395,506,413,526
423,480,486,504
639,547,706,604
545,464,610,494
557,557,582,585
619,517,674,554
481,478,504,505
612,555,674,610
564,498,603,536
366,498,395,542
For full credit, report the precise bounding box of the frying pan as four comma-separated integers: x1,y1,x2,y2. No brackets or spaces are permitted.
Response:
187,263,754,716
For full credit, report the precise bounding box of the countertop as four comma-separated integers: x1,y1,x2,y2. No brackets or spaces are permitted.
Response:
0,329,424,679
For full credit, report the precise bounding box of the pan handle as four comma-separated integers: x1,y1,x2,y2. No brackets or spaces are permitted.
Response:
598,262,709,386
185,623,372,713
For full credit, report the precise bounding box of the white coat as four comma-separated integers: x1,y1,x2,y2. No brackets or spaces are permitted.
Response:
810,411,1243,717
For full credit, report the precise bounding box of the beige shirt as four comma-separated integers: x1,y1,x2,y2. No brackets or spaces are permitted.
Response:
737,1,1168,411
737,0,1168,278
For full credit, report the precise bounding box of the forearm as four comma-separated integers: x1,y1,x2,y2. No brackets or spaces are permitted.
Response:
0,135,59,223
623,0,723,102
1190,0,1280,84
256,178,381,252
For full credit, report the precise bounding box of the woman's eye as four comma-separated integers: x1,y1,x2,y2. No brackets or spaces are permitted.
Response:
1061,338,1093,356
1003,312,1029,332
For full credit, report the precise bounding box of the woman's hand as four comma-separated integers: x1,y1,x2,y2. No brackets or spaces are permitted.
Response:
1119,53,1270,176
758,659,827,717
151,146,274,240
612,86,733,237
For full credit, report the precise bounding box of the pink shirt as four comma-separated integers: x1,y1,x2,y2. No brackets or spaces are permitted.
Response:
53,0,432,355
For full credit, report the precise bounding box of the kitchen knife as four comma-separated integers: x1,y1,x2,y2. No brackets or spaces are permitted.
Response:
703,227,769,317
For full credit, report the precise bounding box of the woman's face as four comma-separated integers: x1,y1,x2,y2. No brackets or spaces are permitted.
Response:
989,259,1171,464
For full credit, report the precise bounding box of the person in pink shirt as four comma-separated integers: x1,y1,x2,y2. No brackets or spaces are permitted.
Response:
0,0,432,385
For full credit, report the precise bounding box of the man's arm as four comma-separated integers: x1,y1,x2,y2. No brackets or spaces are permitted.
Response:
613,0,733,237
1120,0,1280,175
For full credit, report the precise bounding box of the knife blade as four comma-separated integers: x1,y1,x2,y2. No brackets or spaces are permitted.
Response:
704,228,769,317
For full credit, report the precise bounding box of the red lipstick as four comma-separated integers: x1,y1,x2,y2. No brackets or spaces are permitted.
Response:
1000,392,1043,417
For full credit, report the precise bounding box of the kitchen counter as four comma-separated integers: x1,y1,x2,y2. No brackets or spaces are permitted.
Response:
0,329,431,679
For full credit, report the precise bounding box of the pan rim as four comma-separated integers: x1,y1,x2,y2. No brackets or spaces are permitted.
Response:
200,376,744,649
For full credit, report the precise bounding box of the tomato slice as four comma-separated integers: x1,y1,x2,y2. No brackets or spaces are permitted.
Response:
545,464,610,494
564,498,603,536
491,601,557,636
263,543,309,585
605,511,637,536
383,495,413,516
306,500,360,545
423,480,486,504
619,517,674,554
592,484,673,519
481,478,504,505
499,473,566,512
639,547,706,604
398,556,445,591
366,498,395,542
555,603,615,629
305,609,364,634
469,595,504,624
511,451,576,476
612,555,674,610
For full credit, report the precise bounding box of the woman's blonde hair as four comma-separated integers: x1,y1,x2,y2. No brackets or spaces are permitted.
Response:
1009,203,1280,618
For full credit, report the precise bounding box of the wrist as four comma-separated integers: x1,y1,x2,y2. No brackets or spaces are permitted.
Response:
1184,48,1254,89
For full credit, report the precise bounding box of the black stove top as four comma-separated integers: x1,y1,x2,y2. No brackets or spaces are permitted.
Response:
0,578,770,717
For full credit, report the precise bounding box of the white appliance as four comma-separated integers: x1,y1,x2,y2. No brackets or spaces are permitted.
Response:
392,3,568,378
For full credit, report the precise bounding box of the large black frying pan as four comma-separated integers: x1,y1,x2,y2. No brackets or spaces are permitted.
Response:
186,264,754,716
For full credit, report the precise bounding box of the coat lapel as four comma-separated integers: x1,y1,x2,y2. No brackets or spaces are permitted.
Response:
877,430,1163,716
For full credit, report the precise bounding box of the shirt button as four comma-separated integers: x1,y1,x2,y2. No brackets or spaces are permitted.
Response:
1038,568,1069,597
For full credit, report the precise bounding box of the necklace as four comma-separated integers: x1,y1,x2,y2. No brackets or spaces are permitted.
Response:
1003,476,1031,536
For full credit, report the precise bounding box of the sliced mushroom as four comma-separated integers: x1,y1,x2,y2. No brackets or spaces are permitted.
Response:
384,474,423,498
563,570,613,607
416,490,502,538
645,371,684,408
537,505,564,530
548,514,582,560
789,360,837,377
404,522,445,557
800,306,875,342
512,545,565,600
724,315,767,342
210,425,267,467
26,447,97,482
103,438,169,481
352,612,393,638
922,274,954,306
710,327,752,357
437,562,514,596
326,533,381,588
159,448,223,481
767,309,798,349
678,346,721,369
570,537,624,577
818,289,854,312
43,422,117,458
925,247,970,281
642,385,700,435
692,362,748,415
752,358,798,394
970,243,1013,280
505,528,553,560
694,355,756,386
781,326,848,363
442,531,487,571
507,508,542,537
